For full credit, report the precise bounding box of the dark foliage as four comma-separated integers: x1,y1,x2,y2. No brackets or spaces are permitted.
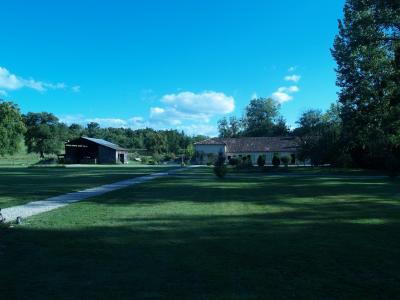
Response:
213,151,228,178
257,155,265,167
272,154,280,167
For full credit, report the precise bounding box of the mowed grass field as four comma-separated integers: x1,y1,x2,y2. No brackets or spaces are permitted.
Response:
1,167,399,299
0,165,175,208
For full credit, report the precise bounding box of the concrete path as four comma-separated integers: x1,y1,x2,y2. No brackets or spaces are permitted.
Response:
1,167,191,223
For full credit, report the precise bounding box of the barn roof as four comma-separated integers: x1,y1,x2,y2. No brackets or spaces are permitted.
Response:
194,136,299,153
67,136,128,151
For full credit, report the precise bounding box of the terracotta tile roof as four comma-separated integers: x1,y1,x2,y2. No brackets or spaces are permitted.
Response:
195,136,299,153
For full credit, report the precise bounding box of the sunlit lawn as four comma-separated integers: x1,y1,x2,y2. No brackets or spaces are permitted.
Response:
0,165,174,208
1,167,399,299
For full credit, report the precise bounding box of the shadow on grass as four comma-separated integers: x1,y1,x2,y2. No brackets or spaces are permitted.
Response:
1,212,399,299
88,176,400,207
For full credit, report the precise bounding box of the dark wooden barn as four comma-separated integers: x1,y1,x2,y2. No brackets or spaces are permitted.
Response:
64,137,129,164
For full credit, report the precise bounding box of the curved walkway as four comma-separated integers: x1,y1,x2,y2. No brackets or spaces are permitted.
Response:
1,167,192,223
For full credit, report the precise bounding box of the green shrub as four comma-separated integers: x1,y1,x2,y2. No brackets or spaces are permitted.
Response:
140,156,153,164
213,151,228,178
152,153,162,164
272,154,280,167
280,155,291,167
229,157,239,166
237,156,253,169
257,155,265,167
128,152,140,161
163,153,176,161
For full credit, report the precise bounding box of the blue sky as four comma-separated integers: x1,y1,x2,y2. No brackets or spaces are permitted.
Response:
0,0,344,136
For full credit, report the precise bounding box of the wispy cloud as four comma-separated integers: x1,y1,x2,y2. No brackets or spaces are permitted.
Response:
72,85,80,93
272,86,300,104
288,66,298,72
0,66,79,94
284,74,301,83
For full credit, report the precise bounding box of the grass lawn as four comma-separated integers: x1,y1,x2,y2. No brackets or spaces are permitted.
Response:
0,165,175,208
0,152,42,166
229,165,388,176
1,167,399,299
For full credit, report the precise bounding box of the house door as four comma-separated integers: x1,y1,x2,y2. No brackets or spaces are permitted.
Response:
119,153,125,163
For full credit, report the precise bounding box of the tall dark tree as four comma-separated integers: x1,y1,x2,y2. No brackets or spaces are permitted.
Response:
68,123,83,140
242,97,280,137
143,130,167,154
332,0,400,169
228,116,242,137
0,101,26,156
273,116,290,136
23,112,68,158
218,116,242,138
86,122,101,138
217,117,230,138
295,105,343,166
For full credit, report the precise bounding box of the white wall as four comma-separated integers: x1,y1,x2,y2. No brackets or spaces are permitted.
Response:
195,144,226,155
227,152,298,165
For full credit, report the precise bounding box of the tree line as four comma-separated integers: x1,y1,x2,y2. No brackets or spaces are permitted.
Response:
0,101,206,159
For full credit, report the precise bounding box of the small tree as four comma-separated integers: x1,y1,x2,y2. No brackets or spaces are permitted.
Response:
23,112,68,158
272,154,280,167
280,155,291,168
213,151,227,178
257,155,265,167
0,101,26,156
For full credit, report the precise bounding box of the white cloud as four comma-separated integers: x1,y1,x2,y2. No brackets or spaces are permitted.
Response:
0,67,21,90
284,74,301,82
161,91,234,115
272,91,293,103
72,85,80,93
59,90,234,137
288,66,297,72
287,85,299,93
0,90,7,96
272,86,300,104
149,90,235,129
150,106,211,124
251,92,258,100
0,66,68,93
